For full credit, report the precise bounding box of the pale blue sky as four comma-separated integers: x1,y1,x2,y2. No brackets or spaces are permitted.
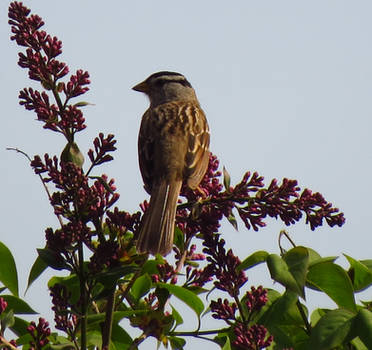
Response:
1,1,372,349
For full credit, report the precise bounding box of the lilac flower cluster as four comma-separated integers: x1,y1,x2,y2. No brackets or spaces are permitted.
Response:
88,133,117,169
152,262,177,284
210,298,237,322
244,286,268,312
211,286,273,349
177,155,226,240
204,233,247,297
177,154,344,243
89,241,120,273
233,324,273,350
9,2,89,139
31,154,119,254
27,318,51,350
49,284,77,333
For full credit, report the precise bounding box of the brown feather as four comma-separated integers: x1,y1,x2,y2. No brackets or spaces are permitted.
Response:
136,180,182,255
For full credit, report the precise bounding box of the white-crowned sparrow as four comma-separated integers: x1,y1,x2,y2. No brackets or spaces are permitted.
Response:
133,71,210,255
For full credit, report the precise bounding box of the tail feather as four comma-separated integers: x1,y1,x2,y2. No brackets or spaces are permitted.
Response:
136,180,182,255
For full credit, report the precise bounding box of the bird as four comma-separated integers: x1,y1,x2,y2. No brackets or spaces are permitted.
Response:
133,71,210,256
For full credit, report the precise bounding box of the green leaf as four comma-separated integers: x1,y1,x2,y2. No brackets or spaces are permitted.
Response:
10,316,30,337
49,341,76,350
226,212,238,231
307,261,356,312
214,333,232,350
350,337,368,350
37,248,69,271
283,246,309,299
305,247,321,263
26,255,48,292
169,336,186,350
353,309,372,348
308,256,338,268
87,310,148,328
267,254,302,296
89,176,114,194
360,259,372,270
258,290,303,327
0,241,19,296
142,258,164,275
94,265,139,289
171,305,184,327
238,250,268,271
220,335,231,350
185,285,209,295
308,309,355,350
258,291,308,349
310,308,327,327
223,166,231,190
14,332,33,346
111,323,133,350
61,142,84,168
131,274,151,302
86,330,102,348
48,274,80,304
1,295,37,314
0,309,15,329
74,101,92,107
157,283,204,316
173,227,184,251
344,254,372,292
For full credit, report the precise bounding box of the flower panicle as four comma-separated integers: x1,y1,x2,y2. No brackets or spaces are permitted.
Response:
177,153,345,238
88,133,117,167
27,317,51,349
50,284,77,333
9,1,90,139
203,233,248,297
233,323,273,350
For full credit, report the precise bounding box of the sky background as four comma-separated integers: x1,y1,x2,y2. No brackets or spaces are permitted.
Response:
1,1,372,349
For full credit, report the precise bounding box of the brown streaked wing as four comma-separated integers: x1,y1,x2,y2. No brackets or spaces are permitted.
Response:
138,109,155,194
184,105,210,189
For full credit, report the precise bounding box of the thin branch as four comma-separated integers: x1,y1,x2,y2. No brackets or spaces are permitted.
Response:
296,300,312,335
102,288,116,350
171,326,231,337
0,336,18,350
279,230,297,252
6,147,64,228
128,333,147,350
78,243,87,350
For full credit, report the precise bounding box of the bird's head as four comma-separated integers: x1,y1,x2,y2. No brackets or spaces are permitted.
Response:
133,71,197,107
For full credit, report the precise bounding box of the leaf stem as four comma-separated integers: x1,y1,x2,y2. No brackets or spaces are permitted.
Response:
102,288,115,350
296,299,312,335
78,243,87,350
6,147,64,227
171,327,231,337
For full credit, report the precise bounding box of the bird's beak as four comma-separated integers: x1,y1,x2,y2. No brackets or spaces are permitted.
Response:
132,80,149,93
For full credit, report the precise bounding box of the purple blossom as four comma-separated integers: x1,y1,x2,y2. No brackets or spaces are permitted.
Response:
27,318,51,349
233,323,273,350
210,298,237,321
9,1,90,140
49,284,75,332
244,286,268,313
88,133,117,167
203,233,248,297
0,297,8,314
